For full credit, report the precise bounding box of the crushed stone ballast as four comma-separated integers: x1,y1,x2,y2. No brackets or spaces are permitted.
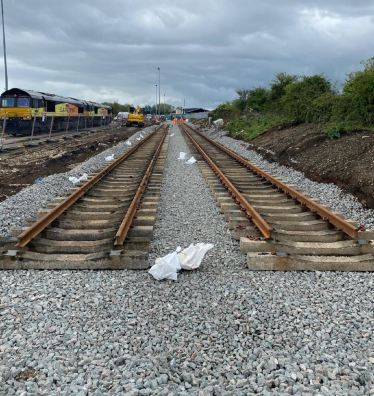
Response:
180,123,374,271
1,125,170,269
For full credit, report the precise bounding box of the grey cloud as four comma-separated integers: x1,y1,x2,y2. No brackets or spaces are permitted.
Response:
1,0,374,109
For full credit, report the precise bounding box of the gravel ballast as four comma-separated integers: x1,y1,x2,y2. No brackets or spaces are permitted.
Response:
197,125,374,231
1,122,374,395
0,126,155,237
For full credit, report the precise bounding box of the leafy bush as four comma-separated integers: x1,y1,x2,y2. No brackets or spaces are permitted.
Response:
210,58,374,141
281,75,332,123
209,101,238,122
226,112,293,140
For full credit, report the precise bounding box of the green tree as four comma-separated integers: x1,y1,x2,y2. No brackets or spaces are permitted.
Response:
234,89,251,114
281,75,332,122
342,57,374,125
269,72,298,106
247,87,269,112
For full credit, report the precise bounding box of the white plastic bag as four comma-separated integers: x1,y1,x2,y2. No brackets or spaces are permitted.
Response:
213,119,224,128
68,173,88,184
178,152,186,160
177,243,213,270
105,154,114,161
170,134,174,137
149,252,181,281
126,141,132,146
186,157,197,164
79,173,88,182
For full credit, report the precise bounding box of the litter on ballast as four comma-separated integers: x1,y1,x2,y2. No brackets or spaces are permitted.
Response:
170,134,174,137
68,173,88,184
126,141,132,146
178,243,214,270
149,243,213,280
186,157,197,164
178,152,186,160
105,154,115,161
36,177,43,184
149,251,181,281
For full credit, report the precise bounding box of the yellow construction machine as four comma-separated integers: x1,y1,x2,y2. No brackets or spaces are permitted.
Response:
126,107,144,127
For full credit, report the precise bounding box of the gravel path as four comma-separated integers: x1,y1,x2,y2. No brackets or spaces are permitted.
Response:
197,126,374,231
1,121,373,395
0,126,155,237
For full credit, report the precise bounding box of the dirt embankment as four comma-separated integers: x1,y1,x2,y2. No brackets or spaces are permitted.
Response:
245,124,374,209
0,127,139,202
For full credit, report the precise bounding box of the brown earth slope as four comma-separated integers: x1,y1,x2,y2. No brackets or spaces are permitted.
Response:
246,124,374,209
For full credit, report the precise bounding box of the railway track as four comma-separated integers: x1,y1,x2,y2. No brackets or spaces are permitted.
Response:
180,123,374,271
0,125,119,159
1,124,170,269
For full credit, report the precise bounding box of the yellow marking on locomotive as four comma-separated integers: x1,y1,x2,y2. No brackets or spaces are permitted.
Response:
0,107,33,120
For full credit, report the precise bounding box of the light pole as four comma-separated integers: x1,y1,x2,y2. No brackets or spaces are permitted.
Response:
1,0,8,91
158,67,160,116
164,94,165,115
155,85,157,117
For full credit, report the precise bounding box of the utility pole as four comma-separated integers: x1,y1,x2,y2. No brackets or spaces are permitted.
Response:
184,99,185,115
155,85,157,116
164,94,165,115
158,67,160,116
1,0,8,91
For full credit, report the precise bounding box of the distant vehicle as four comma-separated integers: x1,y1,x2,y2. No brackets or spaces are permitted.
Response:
126,107,144,127
114,112,128,121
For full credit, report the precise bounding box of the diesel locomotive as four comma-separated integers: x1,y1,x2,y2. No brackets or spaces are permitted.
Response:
0,88,112,136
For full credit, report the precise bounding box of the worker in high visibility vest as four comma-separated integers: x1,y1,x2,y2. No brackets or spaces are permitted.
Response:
173,117,177,125
180,117,184,125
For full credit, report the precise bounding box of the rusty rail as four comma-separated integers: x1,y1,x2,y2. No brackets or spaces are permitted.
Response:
115,126,168,245
183,124,359,239
181,125,273,239
16,127,161,247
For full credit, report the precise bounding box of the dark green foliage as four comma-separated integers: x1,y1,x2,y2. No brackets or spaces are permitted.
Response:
269,72,298,107
281,75,332,123
210,58,374,140
247,87,269,112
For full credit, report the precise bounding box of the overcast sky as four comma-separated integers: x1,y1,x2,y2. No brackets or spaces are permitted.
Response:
2,0,374,110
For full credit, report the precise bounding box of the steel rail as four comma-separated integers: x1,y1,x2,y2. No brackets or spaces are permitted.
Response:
16,127,161,247
181,125,273,239
183,124,359,239
114,127,168,245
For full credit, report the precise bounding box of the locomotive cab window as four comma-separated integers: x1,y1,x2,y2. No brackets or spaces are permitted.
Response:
46,101,56,112
32,99,39,108
1,97,15,107
18,97,31,107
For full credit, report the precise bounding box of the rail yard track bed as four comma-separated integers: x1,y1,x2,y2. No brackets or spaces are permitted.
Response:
1,125,170,269
2,123,374,395
181,124,374,271
0,125,144,202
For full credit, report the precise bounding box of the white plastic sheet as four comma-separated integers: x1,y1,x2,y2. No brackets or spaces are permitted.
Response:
149,244,213,280
186,157,197,164
178,152,186,160
68,173,88,185
177,243,214,270
149,252,181,281
213,119,224,128
105,154,115,161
